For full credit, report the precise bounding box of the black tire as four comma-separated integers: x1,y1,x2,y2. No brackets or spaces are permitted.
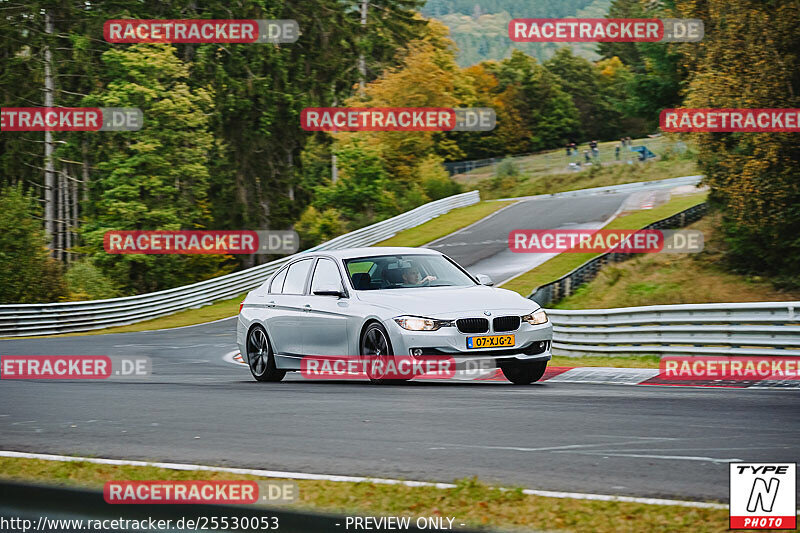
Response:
360,322,407,384
246,325,286,382
500,361,548,385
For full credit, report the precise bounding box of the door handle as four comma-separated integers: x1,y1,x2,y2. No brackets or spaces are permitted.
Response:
267,300,276,308
303,304,312,311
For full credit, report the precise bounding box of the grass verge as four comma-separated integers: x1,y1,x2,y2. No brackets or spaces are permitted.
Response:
553,215,800,310
0,457,730,533
500,193,709,296
375,200,514,247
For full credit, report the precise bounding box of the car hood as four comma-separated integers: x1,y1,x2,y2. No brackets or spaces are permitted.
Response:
354,285,538,318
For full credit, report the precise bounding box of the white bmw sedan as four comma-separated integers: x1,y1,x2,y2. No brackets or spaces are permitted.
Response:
237,247,552,384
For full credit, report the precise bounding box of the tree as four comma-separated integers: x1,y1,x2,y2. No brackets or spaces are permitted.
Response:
544,48,624,141
0,185,67,303
346,18,463,187
679,0,800,285
598,0,685,131
312,138,396,226
489,50,580,149
80,44,232,294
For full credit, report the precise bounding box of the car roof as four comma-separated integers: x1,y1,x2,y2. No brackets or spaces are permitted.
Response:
303,247,442,261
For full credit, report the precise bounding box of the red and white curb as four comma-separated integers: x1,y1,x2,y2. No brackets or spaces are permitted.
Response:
479,367,800,388
224,351,799,389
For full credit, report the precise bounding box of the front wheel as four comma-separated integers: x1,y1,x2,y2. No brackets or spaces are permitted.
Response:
360,322,407,384
246,325,286,382
500,361,548,385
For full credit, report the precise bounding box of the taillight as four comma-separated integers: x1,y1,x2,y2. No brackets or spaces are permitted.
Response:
239,301,244,313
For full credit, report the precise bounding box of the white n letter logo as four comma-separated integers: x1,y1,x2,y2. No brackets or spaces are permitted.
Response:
747,477,780,512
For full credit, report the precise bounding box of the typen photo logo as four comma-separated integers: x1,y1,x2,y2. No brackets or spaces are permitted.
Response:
729,463,796,530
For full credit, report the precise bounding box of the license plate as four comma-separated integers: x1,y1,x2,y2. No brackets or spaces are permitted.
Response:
466,335,515,349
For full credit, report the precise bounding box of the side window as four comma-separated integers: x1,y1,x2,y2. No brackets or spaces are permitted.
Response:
311,259,344,294
282,259,313,295
269,268,288,294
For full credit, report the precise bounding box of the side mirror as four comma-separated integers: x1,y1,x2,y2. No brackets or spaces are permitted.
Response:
313,284,345,297
475,274,494,286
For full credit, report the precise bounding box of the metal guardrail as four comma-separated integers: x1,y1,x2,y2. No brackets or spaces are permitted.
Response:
529,202,708,306
524,202,800,357
491,174,703,203
547,302,800,357
0,191,480,337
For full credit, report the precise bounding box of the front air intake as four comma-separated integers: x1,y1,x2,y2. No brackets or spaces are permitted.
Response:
456,318,489,334
493,316,521,332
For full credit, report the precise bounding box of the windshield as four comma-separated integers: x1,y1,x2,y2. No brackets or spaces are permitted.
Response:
344,254,476,290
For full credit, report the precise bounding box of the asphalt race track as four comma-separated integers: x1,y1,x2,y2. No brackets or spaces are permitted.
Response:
1,317,798,503
427,180,684,284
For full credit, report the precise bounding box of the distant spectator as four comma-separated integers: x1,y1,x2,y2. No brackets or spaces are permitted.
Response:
566,143,571,157
615,145,620,160
584,149,591,163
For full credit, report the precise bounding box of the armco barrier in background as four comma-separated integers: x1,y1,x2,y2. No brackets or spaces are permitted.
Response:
528,202,708,306
525,202,800,358
0,191,479,337
546,301,800,358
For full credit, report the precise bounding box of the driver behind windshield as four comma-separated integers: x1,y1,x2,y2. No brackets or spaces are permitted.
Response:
400,265,437,286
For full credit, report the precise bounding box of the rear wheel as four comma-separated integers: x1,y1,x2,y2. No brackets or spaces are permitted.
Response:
246,325,285,382
500,361,548,385
360,322,407,384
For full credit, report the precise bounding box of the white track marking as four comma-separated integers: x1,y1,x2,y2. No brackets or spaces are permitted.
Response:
428,438,678,453
559,451,742,464
0,450,727,509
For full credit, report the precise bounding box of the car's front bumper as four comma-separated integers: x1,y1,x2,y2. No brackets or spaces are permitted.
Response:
385,319,553,369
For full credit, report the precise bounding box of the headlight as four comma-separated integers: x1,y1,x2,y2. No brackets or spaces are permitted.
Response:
393,316,447,331
522,310,548,325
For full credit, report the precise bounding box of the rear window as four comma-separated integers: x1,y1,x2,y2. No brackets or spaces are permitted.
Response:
282,259,313,295
269,268,288,294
